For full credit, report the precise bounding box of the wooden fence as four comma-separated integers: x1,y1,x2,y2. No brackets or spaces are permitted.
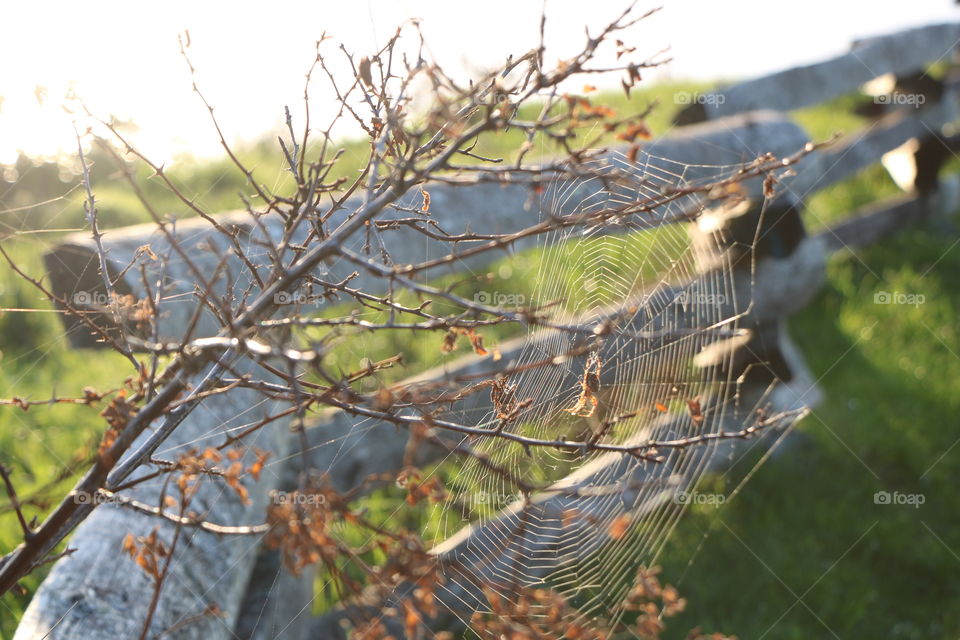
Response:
14,21,960,640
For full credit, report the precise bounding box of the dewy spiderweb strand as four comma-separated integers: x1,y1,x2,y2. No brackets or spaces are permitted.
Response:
427,148,773,630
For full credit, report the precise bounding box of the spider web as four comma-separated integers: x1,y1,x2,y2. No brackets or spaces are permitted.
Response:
423,149,786,631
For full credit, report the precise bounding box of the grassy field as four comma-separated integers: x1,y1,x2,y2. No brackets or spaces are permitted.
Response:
658,210,960,639
2,81,959,638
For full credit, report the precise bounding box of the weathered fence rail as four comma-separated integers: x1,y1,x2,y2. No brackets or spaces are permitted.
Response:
674,22,960,124
15,21,960,640
44,111,806,348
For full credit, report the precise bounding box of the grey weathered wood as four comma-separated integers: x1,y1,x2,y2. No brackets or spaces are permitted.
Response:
48,94,959,353
17,229,293,639
234,547,313,640
43,112,809,349
675,23,960,123
817,175,960,252
14,362,287,639
882,132,960,194
788,94,958,198
820,193,928,252
309,418,692,638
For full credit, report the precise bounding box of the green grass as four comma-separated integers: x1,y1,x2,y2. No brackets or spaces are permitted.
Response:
658,223,960,639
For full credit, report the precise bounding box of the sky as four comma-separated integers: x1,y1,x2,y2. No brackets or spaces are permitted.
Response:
1,0,958,166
